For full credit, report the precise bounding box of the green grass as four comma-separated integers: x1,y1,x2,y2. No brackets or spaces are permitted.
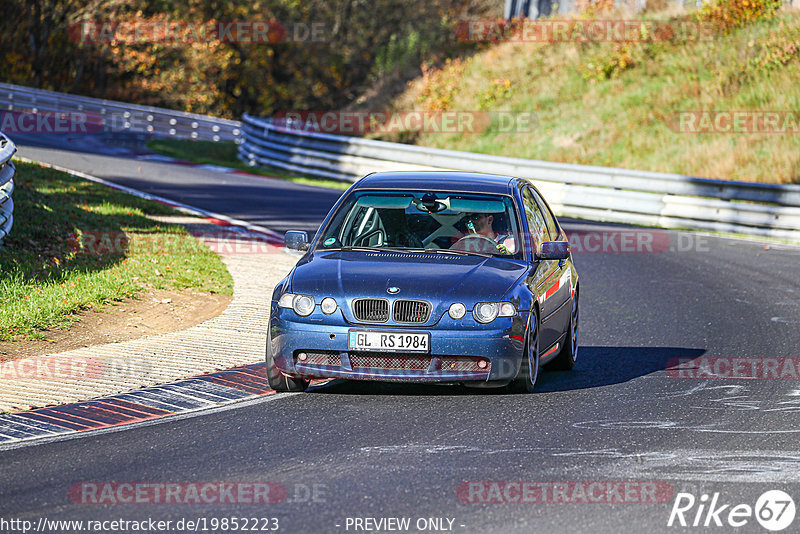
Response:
0,161,233,341
145,139,352,191
379,9,800,184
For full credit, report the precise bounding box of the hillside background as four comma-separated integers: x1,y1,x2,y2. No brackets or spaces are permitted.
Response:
2,0,799,183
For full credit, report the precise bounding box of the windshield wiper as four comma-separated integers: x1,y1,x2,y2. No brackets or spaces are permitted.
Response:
337,246,497,259
380,247,424,253
337,246,383,252
404,247,494,258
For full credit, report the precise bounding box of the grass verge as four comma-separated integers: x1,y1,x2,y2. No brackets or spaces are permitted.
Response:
0,161,233,341
145,139,352,190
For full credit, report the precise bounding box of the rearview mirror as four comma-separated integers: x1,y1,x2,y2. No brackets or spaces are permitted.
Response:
285,231,309,251
536,241,570,261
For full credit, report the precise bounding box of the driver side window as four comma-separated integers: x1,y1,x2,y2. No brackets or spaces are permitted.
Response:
522,188,546,254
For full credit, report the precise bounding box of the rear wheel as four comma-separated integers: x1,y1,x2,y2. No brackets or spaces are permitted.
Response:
509,311,539,393
266,338,309,392
549,289,579,371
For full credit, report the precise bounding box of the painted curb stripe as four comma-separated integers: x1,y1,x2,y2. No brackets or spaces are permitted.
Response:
91,400,169,420
0,423,39,440
119,388,214,411
0,414,66,434
28,408,106,429
199,372,272,395
15,411,91,431
113,394,183,414
94,398,172,417
51,404,151,426
157,384,238,404
0,363,276,445
183,378,254,399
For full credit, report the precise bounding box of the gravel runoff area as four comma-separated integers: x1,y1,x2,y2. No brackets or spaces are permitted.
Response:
0,216,298,413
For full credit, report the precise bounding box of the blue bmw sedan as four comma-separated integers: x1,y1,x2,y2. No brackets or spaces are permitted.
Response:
267,171,579,393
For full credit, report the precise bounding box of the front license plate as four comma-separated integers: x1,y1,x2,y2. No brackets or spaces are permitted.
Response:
348,331,430,353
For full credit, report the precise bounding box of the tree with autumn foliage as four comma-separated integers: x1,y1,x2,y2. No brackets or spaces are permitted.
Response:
0,0,498,118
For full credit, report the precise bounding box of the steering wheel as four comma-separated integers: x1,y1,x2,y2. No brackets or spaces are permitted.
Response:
451,233,498,253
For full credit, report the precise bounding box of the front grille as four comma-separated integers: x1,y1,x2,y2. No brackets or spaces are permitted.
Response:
295,351,341,367
352,298,389,323
349,352,430,371
392,299,431,324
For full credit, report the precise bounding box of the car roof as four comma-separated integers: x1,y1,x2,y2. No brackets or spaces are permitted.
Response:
353,171,517,195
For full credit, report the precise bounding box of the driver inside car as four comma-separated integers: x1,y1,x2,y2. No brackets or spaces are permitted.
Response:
452,212,516,254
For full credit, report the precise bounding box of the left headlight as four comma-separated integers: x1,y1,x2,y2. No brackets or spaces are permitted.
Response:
473,302,516,324
278,293,315,317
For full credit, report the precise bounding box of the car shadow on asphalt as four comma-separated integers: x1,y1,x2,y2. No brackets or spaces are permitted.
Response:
306,346,706,396
535,345,706,392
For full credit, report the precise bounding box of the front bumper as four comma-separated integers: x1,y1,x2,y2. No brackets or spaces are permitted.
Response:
269,307,527,383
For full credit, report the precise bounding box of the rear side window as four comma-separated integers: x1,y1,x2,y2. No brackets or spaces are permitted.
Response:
522,188,547,253
530,187,559,240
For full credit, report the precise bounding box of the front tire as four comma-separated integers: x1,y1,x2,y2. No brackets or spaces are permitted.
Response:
549,289,579,371
509,311,539,393
266,337,309,392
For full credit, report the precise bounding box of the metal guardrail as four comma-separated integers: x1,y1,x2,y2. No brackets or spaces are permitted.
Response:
0,83,242,142
240,113,800,242
0,131,17,244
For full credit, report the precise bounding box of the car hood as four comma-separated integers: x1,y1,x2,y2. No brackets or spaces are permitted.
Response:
289,250,528,309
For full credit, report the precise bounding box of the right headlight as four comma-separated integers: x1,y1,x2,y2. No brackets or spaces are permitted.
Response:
473,302,499,324
473,302,516,324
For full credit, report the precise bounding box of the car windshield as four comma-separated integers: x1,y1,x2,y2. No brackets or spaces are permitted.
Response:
316,190,524,259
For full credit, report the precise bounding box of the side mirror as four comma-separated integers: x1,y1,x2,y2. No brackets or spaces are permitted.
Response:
535,241,570,261
285,231,309,251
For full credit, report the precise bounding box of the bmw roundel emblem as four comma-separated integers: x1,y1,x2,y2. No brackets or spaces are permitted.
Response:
387,287,400,294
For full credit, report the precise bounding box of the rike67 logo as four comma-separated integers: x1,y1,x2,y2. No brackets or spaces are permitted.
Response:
668,490,796,531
